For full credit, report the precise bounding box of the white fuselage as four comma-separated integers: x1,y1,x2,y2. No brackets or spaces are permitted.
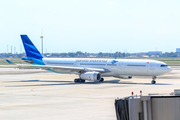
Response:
42,58,172,77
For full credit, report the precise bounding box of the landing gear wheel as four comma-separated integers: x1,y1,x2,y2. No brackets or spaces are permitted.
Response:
151,80,156,84
99,78,104,82
80,79,85,83
74,79,85,83
74,79,78,83
151,76,156,84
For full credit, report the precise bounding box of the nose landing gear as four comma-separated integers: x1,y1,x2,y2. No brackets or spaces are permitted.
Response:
151,76,156,84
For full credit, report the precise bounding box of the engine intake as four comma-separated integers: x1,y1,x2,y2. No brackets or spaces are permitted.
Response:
80,72,101,82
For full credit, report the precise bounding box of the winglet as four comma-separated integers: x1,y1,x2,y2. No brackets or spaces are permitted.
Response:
6,59,14,64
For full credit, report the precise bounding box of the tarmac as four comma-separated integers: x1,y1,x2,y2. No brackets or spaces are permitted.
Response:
0,67,180,120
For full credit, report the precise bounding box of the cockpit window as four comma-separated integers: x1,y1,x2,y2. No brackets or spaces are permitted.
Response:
161,64,168,67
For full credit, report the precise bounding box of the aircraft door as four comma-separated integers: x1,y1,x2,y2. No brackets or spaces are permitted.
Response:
150,62,155,70
74,62,80,67
118,62,123,69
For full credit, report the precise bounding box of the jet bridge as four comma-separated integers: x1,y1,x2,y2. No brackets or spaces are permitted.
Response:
115,89,180,120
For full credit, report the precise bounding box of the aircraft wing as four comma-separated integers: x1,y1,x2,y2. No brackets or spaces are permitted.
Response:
6,59,110,73
16,64,110,73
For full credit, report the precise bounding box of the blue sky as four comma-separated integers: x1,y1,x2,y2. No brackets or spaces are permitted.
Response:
0,0,180,53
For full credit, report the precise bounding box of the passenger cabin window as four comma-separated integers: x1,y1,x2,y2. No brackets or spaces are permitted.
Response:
161,64,168,67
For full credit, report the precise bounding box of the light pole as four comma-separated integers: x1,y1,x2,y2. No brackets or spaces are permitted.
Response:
7,45,8,53
40,35,43,55
40,29,43,55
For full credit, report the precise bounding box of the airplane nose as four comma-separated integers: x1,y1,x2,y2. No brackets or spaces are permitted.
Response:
167,67,172,73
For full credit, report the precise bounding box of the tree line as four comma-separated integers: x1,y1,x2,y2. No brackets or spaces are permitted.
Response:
0,51,179,58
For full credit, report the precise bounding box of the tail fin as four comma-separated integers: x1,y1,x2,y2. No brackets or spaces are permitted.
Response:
20,35,43,59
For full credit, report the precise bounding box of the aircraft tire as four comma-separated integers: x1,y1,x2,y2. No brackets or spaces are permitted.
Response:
74,79,85,83
74,79,78,83
99,78,104,82
151,80,156,84
80,79,85,83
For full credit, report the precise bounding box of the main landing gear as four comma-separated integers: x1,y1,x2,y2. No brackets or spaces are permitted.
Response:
74,78,105,83
151,76,156,84
74,79,85,83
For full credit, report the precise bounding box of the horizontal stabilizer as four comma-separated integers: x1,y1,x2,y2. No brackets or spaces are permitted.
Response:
6,59,14,64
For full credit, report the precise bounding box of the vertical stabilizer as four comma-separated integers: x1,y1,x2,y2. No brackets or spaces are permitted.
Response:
20,35,43,59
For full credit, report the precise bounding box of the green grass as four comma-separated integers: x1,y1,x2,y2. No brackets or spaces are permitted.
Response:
0,66,18,68
164,62,180,64
0,58,26,65
169,65,180,66
0,58,37,68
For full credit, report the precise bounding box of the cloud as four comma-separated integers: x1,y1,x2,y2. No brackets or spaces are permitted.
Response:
106,2,115,6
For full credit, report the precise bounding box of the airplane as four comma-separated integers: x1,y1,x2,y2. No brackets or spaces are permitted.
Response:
6,35,172,84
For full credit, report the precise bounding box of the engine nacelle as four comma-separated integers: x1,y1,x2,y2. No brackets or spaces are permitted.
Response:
80,72,101,82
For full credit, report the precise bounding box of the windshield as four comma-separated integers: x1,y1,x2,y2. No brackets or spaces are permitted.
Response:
161,64,168,67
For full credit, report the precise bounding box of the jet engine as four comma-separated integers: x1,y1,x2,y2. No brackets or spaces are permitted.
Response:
80,72,101,82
